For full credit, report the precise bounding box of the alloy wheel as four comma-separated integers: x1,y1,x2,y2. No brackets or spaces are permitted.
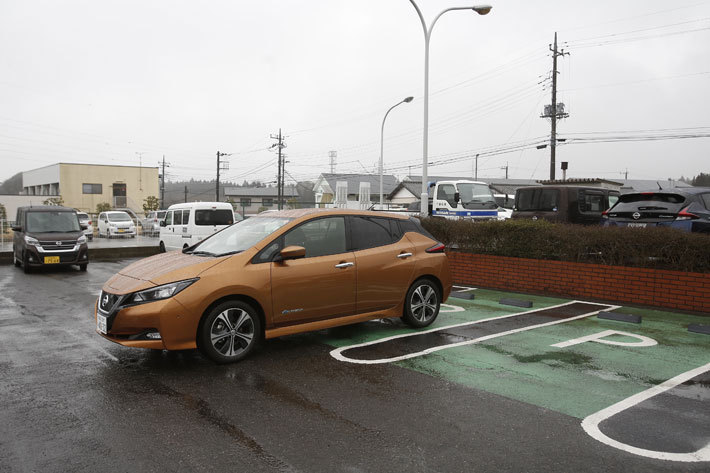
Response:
209,308,255,357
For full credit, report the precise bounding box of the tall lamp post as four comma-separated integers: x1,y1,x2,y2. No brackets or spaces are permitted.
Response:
380,96,414,209
406,1,492,217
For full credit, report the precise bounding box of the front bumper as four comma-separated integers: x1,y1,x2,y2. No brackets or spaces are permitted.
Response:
26,244,89,267
94,294,196,350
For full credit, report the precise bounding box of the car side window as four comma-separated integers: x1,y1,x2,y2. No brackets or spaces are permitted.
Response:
701,193,710,210
608,193,620,208
164,211,173,226
436,184,457,207
182,210,190,224
173,210,182,225
350,216,394,251
284,216,346,258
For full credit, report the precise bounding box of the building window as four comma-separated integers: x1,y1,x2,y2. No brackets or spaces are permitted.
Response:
82,183,103,194
262,198,273,207
240,198,251,207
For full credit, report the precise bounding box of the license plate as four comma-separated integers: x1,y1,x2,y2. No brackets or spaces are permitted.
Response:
44,256,60,264
117,229,125,233
627,223,647,228
97,314,107,334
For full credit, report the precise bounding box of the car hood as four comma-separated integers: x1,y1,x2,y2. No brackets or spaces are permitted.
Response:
26,231,84,240
103,251,228,294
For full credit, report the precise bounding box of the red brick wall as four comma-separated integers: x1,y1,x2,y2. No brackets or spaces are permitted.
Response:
447,251,710,314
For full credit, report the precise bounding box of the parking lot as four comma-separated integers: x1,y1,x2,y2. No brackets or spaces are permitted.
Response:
0,259,708,472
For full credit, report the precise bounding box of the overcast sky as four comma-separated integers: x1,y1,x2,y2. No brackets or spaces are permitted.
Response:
1,0,709,188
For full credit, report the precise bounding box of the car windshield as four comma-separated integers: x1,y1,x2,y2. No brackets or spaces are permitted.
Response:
107,213,131,222
458,183,497,209
195,209,233,226
26,211,80,233
189,216,292,256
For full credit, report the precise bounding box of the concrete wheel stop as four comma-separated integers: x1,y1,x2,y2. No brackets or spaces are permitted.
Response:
598,311,642,324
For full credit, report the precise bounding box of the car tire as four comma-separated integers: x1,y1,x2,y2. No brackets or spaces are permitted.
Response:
401,278,441,328
22,252,32,274
88,235,93,241
198,301,261,364
79,264,87,272
159,241,166,253
13,247,21,267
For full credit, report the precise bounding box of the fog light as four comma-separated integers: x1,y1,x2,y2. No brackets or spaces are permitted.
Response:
146,331,161,340
28,254,35,262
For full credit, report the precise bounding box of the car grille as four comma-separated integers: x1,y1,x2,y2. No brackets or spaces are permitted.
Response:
38,240,77,251
99,291,119,313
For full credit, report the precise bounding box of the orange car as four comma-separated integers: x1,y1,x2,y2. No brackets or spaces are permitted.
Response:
94,209,452,363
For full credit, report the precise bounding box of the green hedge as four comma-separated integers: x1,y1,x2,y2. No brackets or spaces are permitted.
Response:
420,218,710,273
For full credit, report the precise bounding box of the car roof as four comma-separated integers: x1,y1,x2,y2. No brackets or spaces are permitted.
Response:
252,208,410,220
623,187,709,196
167,202,232,209
18,205,75,212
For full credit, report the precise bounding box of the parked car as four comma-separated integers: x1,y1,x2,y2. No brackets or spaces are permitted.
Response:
603,187,710,233
141,210,166,236
12,206,89,273
95,209,452,363
76,212,94,241
97,211,136,238
159,202,235,252
512,186,620,225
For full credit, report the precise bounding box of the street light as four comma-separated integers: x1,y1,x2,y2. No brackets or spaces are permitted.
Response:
407,1,492,217
380,96,414,209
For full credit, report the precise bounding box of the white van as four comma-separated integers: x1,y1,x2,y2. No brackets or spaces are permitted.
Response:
159,202,235,252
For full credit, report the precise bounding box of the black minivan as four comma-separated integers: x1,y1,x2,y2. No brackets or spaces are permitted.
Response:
512,186,620,225
12,206,90,273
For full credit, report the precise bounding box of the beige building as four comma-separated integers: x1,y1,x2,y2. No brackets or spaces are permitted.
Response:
22,163,159,215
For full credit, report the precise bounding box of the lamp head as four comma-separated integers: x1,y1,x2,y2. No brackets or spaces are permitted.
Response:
472,5,492,15
403,96,414,103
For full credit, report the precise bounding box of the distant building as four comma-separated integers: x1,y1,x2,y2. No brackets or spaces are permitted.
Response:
22,163,159,215
224,186,299,216
313,173,398,209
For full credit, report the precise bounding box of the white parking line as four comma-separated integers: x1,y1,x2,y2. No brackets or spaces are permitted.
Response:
331,301,617,365
581,362,710,462
452,285,477,292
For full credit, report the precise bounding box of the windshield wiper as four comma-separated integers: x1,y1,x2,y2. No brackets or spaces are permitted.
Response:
215,250,243,257
187,250,217,257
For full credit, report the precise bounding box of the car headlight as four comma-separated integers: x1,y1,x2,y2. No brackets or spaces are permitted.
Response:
127,278,199,304
77,235,87,244
24,235,39,246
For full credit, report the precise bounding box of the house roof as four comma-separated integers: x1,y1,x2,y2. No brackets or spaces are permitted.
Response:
224,186,299,197
315,173,399,195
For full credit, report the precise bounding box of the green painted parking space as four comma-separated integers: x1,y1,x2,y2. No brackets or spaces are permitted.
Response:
312,288,709,421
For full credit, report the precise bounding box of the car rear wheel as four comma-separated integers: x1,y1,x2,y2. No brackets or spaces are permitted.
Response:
401,278,441,328
159,241,166,253
198,301,261,364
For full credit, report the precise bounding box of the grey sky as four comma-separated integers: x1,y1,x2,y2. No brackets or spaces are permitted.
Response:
1,0,709,187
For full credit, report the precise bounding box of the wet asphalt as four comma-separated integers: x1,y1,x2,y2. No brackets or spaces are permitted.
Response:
0,260,707,473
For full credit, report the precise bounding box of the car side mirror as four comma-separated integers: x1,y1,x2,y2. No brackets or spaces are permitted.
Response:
160,220,166,227
276,245,306,262
454,192,461,203
11,226,21,232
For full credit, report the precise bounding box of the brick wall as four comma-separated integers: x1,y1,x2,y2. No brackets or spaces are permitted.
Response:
447,251,710,314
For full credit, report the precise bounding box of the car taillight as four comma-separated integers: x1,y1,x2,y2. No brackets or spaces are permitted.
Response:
88,221,92,225
601,210,609,219
425,242,446,253
676,207,699,221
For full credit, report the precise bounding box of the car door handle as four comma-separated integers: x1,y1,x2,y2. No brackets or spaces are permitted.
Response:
397,252,413,259
335,262,354,269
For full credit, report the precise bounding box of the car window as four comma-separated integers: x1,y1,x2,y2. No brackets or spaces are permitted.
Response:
700,193,710,210
436,184,457,207
182,209,190,224
157,211,166,219
539,189,559,211
350,216,393,251
195,209,233,226
515,189,536,211
99,213,105,220
108,212,131,222
173,210,183,225
580,191,604,213
608,194,619,208
400,217,435,240
26,211,81,233
164,211,173,226
284,216,346,258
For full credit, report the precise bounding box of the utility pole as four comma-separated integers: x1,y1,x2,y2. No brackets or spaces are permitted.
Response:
329,151,337,174
501,162,508,179
624,168,629,180
216,151,231,201
136,152,145,191
184,185,188,203
475,154,479,180
160,155,170,209
270,129,287,210
541,32,569,180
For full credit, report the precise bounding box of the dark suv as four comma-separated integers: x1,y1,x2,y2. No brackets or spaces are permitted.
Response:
12,206,90,273
603,187,710,233
512,186,620,225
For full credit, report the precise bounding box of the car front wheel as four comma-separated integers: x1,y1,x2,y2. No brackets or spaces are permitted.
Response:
198,301,261,364
401,279,441,328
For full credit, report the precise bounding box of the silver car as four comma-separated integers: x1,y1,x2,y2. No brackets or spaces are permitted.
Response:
76,212,94,241
141,210,166,236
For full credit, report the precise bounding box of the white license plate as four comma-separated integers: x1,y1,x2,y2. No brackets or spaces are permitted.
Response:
97,314,107,334
627,223,647,228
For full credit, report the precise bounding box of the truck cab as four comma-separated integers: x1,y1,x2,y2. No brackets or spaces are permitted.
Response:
430,180,500,220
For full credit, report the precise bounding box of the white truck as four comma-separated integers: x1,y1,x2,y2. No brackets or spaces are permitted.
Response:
428,180,501,220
